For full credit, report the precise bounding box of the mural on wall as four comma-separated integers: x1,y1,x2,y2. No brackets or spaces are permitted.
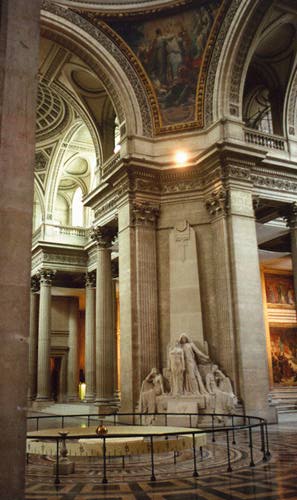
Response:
270,325,297,386
264,273,295,306
108,1,220,127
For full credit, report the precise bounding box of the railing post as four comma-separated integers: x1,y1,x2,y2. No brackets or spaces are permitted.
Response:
249,426,255,467
231,415,236,445
264,422,271,457
150,435,156,481
102,437,107,484
55,438,60,484
211,414,216,442
260,422,267,462
192,433,198,477
226,430,232,472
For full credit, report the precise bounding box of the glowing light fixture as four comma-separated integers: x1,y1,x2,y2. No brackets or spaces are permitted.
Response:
174,150,188,166
114,143,121,154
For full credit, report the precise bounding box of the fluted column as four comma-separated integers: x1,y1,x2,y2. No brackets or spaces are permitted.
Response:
286,202,297,307
27,277,40,401
85,272,96,401
133,202,160,384
112,273,120,402
36,269,55,401
91,226,115,403
67,297,79,401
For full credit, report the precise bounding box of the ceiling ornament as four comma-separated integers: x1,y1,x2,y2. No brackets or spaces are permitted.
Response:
36,81,69,140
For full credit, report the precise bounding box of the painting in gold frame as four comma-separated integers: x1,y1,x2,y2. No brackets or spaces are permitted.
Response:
264,273,295,307
269,324,297,386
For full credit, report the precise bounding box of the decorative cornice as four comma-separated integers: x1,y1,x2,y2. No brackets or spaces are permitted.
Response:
132,201,160,226
205,188,229,217
59,0,192,17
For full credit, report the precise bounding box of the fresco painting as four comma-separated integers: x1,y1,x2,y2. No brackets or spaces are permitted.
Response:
270,326,297,386
264,273,295,306
109,1,220,126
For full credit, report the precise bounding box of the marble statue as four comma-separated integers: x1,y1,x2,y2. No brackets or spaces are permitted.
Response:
205,364,237,417
178,333,210,396
168,341,185,396
139,368,164,423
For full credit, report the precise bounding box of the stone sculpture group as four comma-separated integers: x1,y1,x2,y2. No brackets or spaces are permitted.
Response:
140,333,237,422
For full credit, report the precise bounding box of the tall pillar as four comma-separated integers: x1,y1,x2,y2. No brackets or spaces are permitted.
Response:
28,276,40,401
133,201,160,384
0,1,40,498
67,297,79,401
112,273,120,402
91,226,115,404
226,186,271,418
85,272,96,402
36,269,55,401
286,202,297,305
205,190,236,383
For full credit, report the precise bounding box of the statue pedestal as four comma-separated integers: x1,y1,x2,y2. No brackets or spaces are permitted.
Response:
156,394,207,427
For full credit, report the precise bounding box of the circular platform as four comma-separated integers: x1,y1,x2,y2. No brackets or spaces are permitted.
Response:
27,425,207,457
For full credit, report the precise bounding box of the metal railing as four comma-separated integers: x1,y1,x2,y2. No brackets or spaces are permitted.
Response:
26,411,271,485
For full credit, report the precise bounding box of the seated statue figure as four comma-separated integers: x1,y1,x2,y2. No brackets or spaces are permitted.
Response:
139,368,164,424
205,364,237,419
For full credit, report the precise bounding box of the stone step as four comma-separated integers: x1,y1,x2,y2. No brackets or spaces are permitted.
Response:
31,402,99,416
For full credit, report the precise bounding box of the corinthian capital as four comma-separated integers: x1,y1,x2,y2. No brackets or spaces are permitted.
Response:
31,276,40,293
285,202,297,229
37,269,55,285
85,271,96,288
132,201,160,226
90,225,115,248
205,189,229,217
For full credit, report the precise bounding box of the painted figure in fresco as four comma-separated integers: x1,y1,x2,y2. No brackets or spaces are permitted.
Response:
139,367,164,423
178,333,209,395
169,341,185,396
150,28,168,85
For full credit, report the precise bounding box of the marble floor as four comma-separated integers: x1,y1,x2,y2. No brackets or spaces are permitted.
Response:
25,422,297,500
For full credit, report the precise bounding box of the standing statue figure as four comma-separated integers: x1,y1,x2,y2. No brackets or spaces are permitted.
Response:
139,368,164,424
205,364,237,417
169,341,185,396
179,333,210,395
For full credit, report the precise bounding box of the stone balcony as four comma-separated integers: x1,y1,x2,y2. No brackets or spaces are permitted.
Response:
32,223,89,249
244,127,287,152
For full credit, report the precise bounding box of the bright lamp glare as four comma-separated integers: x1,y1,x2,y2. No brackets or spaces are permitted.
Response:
175,150,188,165
114,144,121,154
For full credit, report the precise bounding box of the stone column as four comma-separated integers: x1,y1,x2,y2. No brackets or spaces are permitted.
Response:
28,277,40,401
227,187,271,419
36,270,55,401
205,189,236,383
91,226,115,404
85,272,96,402
133,201,160,384
0,1,40,498
286,202,297,306
112,273,120,402
67,297,79,401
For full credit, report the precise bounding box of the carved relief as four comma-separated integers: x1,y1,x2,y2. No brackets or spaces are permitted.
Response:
205,189,229,216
